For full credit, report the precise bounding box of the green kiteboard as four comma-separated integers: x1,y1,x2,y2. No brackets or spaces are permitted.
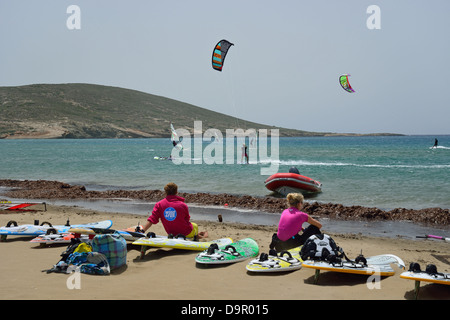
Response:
195,238,259,265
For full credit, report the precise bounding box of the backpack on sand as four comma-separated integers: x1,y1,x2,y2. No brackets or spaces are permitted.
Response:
300,234,347,263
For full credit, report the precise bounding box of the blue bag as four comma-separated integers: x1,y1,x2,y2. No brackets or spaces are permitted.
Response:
91,232,127,270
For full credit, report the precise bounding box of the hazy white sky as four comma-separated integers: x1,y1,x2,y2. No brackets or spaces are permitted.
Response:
1,0,449,135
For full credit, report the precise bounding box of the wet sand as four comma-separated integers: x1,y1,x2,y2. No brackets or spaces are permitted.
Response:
1,179,449,225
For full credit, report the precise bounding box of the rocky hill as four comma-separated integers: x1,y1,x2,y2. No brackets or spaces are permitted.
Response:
0,83,398,139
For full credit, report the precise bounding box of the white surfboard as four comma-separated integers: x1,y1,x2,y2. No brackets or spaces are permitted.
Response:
133,235,233,259
0,220,113,241
302,254,405,284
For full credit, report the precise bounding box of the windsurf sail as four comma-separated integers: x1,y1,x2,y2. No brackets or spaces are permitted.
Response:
339,74,355,93
214,131,221,143
212,39,234,71
0,201,46,211
170,123,183,150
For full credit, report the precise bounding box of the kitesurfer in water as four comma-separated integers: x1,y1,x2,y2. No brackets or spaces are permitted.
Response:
433,138,438,148
141,182,208,239
243,144,249,164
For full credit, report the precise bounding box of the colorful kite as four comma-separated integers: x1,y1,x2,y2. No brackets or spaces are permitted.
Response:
212,39,234,71
339,74,355,93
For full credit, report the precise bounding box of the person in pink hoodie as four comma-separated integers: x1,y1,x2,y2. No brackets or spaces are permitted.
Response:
269,193,322,252
141,183,208,239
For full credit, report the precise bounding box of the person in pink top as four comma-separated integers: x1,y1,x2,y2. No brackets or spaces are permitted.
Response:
141,182,208,239
269,193,322,252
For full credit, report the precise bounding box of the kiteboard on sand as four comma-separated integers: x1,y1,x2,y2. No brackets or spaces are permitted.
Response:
302,254,405,284
30,232,89,246
246,246,303,273
0,220,113,241
68,226,145,242
30,226,143,246
400,263,450,299
133,234,233,259
195,238,259,265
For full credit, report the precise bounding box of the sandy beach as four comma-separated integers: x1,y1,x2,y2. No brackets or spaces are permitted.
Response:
1,202,449,302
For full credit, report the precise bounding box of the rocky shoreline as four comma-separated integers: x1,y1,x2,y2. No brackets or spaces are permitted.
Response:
1,179,449,226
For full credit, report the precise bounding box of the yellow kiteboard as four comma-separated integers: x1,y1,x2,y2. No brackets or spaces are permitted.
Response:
132,234,233,259
246,247,302,273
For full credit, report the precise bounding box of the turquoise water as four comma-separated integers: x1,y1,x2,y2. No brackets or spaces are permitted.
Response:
1,135,449,210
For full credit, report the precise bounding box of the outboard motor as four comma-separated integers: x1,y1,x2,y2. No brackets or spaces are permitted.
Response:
288,166,300,174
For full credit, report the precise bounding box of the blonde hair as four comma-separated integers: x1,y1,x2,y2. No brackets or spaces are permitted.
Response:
286,193,304,208
164,182,178,195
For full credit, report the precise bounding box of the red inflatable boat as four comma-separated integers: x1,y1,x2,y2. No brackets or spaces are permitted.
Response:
265,172,322,195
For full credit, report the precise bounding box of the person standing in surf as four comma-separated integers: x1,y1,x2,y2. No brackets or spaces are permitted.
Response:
433,138,438,148
269,193,322,252
141,182,208,239
242,143,249,164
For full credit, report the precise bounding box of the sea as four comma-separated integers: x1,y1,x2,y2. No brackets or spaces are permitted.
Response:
1,135,449,238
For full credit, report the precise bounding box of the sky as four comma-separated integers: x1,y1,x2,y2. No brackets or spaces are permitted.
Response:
1,0,449,135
